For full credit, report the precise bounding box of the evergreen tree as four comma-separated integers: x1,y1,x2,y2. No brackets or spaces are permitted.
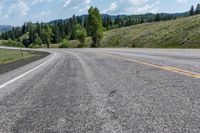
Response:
195,3,200,15
29,25,35,44
155,13,161,21
22,23,26,34
36,22,42,37
189,5,194,16
52,25,60,43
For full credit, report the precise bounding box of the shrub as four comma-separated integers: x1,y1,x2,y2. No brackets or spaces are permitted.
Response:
70,24,87,47
2,39,24,47
68,40,80,48
28,43,41,48
59,38,69,48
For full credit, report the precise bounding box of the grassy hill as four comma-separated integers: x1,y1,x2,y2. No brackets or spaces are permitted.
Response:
99,14,200,48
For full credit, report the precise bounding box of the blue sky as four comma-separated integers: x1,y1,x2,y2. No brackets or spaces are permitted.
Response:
0,0,199,26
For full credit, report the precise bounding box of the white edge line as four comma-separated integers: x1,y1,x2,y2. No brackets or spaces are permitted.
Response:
0,53,57,89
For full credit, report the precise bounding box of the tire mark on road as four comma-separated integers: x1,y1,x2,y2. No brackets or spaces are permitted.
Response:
65,51,123,133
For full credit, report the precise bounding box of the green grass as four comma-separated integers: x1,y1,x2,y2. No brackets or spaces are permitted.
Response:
99,15,200,48
0,49,35,64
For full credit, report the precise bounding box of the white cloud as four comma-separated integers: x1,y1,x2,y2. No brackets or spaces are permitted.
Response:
0,0,54,18
9,0,29,16
125,0,149,5
104,0,160,14
176,0,187,3
64,0,71,7
31,0,53,5
83,0,91,4
35,11,51,18
63,0,91,8
63,0,92,13
78,5,90,13
134,0,160,13
103,2,118,13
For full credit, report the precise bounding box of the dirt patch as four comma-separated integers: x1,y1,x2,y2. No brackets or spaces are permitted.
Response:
0,50,49,75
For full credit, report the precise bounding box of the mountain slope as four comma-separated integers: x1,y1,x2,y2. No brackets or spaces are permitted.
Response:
49,12,187,24
100,14,200,48
0,25,13,32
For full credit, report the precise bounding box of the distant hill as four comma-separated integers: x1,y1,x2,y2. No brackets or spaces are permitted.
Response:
0,25,13,32
49,12,188,24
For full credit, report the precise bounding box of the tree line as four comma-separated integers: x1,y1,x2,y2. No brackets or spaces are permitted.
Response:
189,3,200,16
1,7,103,48
0,4,199,48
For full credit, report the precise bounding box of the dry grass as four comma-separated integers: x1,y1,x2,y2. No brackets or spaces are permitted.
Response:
100,15,200,48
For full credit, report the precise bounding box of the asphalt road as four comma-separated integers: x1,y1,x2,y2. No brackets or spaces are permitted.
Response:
0,48,200,133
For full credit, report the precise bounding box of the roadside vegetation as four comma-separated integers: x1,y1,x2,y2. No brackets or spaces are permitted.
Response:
0,49,35,64
0,3,200,48
0,7,103,48
100,14,200,48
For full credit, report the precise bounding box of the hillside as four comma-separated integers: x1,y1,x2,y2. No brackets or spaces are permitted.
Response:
0,25,13,32
100,14,200,48
49,13,187,24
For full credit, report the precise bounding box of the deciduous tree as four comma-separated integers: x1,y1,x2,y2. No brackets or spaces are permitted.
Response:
87,7,103,47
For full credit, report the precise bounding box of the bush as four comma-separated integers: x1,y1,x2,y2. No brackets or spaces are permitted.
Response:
28,43,41,48
70,24,87,47
68,40,80,48
1,39,24,47
59,38,69,48
34,35,43,47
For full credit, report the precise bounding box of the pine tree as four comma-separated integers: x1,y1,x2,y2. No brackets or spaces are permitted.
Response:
29,25,35,44
195,3,200,15
52,25,60,43
189,5,194,16
155,13,161,21
36,22,42,37
22,22,27,34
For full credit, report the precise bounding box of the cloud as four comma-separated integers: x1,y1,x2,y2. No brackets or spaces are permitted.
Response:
63,0,91,13
78,5,90,13
34,11,51,18
83,0,91,4
8,0,29,16
176,0,187,3
64,0,71,7
63,0,91,8
135,0,160,13
103,0,160,14
31,0,53,5
103,2,118,13
0,0,54,18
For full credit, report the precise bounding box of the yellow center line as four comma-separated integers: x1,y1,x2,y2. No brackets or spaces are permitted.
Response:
102,53,200,79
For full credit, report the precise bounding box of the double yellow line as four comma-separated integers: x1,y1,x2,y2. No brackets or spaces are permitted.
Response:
102,53,200,79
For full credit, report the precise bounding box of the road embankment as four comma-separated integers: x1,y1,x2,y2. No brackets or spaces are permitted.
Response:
0,50,49,74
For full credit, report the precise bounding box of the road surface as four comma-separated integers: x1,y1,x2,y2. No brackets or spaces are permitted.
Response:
0,48,200,132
